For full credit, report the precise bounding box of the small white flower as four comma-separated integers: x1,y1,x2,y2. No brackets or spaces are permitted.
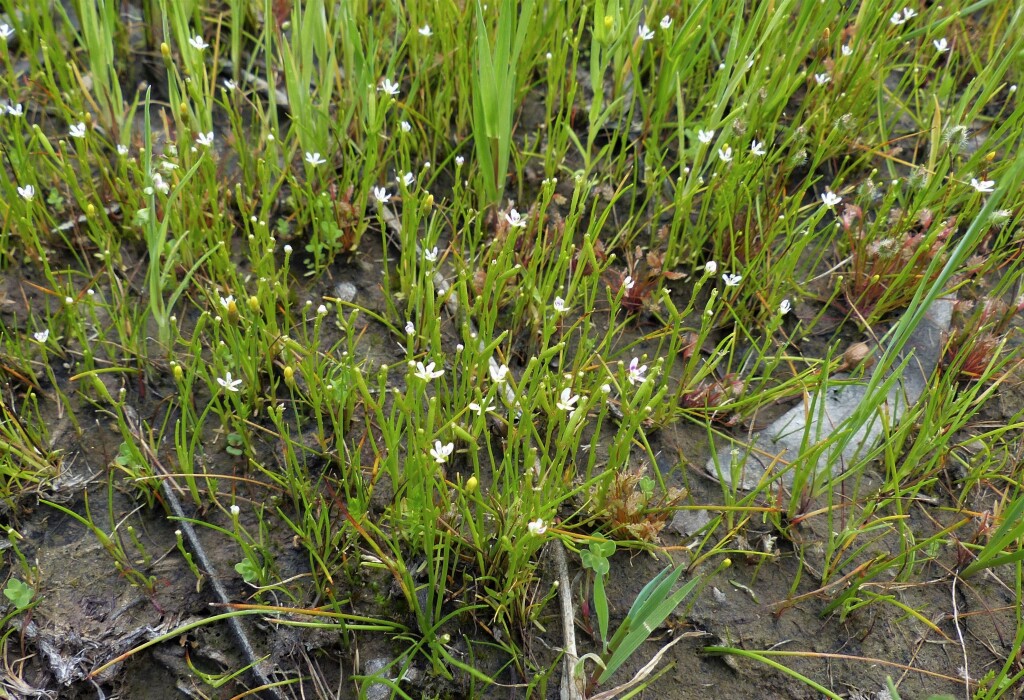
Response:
195,131,214,147
33,329,49,343
779,299,792,315
69,122,86,139
17,184,34,201
223,79,237,90
468,398,493,415
400,120,412,133
704,260,718,276
750,140,766,156
116,144,129,155
841,44,853,56
698,129,715,144
401,172,415,187
814,72,831,86
6,103,23,116
505,208,527,228
933,38,949,53
902,7,917,20
152,173,169,194
430,440,454,464
0,24,13,40
718,144,733,162
553,296,568,313
556,387,580,412
373,186,391,203
722,273,743,287
424,246,438,262
660,15,672,29
418,24,432,37
217,372,243,392
821,190,842,208
489,363,509,384
379,78,400,96
305,151,326,167
970,178,995,193
316,304,328,315
627,357,648,386
414,360,444,381
527,518,547,536
638,24,655,41
219,294,234,309
405,320,415,334
189,34,209,51
622,276,635,291
455,155,465,166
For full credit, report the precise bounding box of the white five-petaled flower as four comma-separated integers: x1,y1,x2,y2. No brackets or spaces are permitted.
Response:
455,155,465,166
117,144,129,155
971,178,995,193
779,298,792,315
305,151,326,167
195,131,214,147
400,120,411,133
814,72,831,86
718,144,733,162
230,504,241,517
638,24,655,41
424,246,438,262
722,273,743,287
933,38,949,53
505,208,527,228
698,129,715,144
627,357,648,386
468,398,493,416
373,186,391,203
33,329,49,343
527,518,547,536
189,34,209,51
217,372,243,392
489,363,509,384
901,7,917,20
0,24,13,40
17,184,34,201
400,172,415,187
379,78,400,96
841,44,853,56
556,387,580,412
405,320,415,334
821,190,842,208
414,360,444,381
219,294,234,309
418,24,433,37
69,122,86,139
622,276,635,291
430,440,454,464
660,15,672,29
6,103,23,116
704,260,718,276
223,79,237,90
553,296,568,313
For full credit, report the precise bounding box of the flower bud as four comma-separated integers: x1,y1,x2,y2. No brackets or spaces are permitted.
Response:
247,295,260,313
173,364,184,382
465,476,478,494
160,43,171,59
284,366,295,387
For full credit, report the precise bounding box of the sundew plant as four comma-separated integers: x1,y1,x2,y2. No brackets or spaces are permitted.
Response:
2,0,1024,698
